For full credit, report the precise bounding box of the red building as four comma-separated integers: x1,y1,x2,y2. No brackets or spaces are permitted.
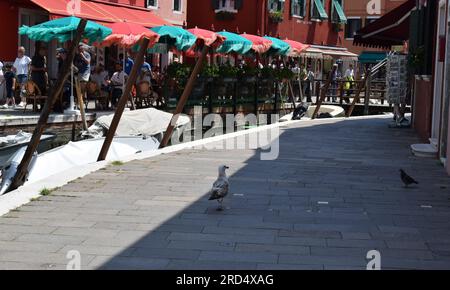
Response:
187,0,346,47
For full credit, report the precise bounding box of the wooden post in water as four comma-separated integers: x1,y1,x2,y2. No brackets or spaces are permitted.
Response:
364,69,371,115
9,19,88,192
159,45,209,148
287,81,297,110
75,76,88,131
311,65,337,120
97,37,150,161
346,79,366,117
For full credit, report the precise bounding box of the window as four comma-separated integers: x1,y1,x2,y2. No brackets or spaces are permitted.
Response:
219,0,235,10
345,18,362,39
331,0,346,23
268,0,285,12
311,0,328,20
213,0,243,12
173,0,181,12
291,0,306,17
147,0,157,9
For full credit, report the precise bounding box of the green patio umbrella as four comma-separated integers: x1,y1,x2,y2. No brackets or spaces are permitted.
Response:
18,16,112,44
150,25,197,52
216,31,252,55
19,16,111,115
264,36,291,56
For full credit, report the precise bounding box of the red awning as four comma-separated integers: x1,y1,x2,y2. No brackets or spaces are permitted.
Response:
353,0,416,49
30,0,168,28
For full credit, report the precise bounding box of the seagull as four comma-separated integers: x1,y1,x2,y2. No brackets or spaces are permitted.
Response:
208,165,229,211
400,169,419,188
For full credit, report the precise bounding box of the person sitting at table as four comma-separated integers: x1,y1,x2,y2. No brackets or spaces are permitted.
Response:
109,62,127,109
91,64,109,91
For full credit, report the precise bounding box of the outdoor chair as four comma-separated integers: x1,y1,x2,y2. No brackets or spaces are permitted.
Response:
135,81,155,108
86,81,109,110
23,80,47,113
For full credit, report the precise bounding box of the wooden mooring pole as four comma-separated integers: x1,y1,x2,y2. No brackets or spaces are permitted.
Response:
9,19,88,192
311,65,337,120
97,37,150,161
159,45,209,148
75,76,88,131
364,69,372,115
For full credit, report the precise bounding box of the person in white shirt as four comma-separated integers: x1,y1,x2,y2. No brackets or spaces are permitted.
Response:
0,61,4,101
110,62,127,108
13,46,32,108
343,63,355,103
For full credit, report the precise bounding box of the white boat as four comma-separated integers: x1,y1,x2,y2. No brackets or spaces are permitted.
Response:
0,135,160,194
84,108,191,141
279,105,345,122
27,136,160,184
0,131,56,167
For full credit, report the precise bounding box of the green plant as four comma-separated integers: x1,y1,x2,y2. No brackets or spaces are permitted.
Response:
166,62,191,80
275,67,294,80
269,11,284,23
239,65,260,78
260,66,275,79
219,64,239,78
111,160,124,166
40,188,53,196
201,65,220,78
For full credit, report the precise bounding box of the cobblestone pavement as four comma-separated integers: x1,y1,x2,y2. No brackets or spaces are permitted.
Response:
1,115,450,270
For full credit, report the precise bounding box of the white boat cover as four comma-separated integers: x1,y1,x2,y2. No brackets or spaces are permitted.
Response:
87,108,191,138
0,131,32,147
26,136,159,184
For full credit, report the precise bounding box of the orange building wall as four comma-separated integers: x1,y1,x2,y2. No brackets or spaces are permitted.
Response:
187,0,343,47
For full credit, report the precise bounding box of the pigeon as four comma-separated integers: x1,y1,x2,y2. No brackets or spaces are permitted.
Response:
208,165,229,211
400,169,419,188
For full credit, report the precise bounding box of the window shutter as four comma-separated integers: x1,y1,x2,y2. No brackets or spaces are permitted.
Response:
211,0,220,9
235,0,243,10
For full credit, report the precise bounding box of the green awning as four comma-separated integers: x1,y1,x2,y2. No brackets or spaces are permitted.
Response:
332,0,347,23
313,0,328,19
358,52,388,63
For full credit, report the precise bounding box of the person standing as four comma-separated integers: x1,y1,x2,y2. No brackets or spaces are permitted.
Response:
305,65,315,103
124,52,134,76
343,63,355,103
137,57,152,84
74,43,91,103
2,63,16,109
0,61,4,101
31,45,48,97
13,46,32,108
328,64,339,102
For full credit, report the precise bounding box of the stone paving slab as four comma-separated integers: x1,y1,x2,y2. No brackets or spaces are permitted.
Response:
1,115,450,269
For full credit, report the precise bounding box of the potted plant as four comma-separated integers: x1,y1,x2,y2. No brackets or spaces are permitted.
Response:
200,64,219,82
275,67,294,81
260,66,275,82
239,65,259,83
219,64,239,82
166,62,191,89
269,10,283,23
